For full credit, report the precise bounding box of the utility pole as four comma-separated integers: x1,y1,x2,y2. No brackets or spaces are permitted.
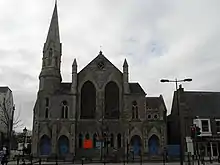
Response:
160,78,192,165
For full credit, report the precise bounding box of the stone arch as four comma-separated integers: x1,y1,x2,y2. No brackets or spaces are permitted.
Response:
148,126,160,141
80,81,96,119
148,134,160,155
130,135,142,156
58,135,69,155
39,135,51,155
39,126,51,139
117,133,122,148
58,126,70,140
129,127,142,141
104,81,119,119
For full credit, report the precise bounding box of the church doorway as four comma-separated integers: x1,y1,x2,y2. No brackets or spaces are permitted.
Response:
130,135,142,156
148,134,160,155
40,135,51,156
58,135,69,155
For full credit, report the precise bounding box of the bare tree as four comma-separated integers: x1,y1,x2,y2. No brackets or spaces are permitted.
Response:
0,97,23,148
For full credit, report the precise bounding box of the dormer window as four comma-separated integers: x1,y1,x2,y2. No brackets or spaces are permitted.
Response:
61,100,68,119
132,101,138,119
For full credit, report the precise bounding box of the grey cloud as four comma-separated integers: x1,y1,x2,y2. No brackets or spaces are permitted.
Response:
1,0,220,130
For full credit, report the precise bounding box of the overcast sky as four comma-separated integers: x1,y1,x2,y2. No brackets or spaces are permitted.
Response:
0,0,220,132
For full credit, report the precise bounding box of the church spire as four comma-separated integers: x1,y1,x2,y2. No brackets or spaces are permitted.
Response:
39,2,62,92
44,2,60,51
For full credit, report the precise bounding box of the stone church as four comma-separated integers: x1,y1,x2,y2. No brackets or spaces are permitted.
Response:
32,3,167,160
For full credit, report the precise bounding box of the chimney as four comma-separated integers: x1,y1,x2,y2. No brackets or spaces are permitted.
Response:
179,84,184,91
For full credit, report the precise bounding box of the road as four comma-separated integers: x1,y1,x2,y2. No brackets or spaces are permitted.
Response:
7,161,219,165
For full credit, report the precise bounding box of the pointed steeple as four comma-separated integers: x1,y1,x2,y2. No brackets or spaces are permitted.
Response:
39,2,62,92
72,58,77,66
123,59,128,67
44,2,60,51
72,58,77,73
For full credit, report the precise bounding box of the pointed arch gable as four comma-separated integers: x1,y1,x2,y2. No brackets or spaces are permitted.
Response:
80,80,96,119
58,126,70,139
39,126,51,139
129,127,142,141
148,127,161,140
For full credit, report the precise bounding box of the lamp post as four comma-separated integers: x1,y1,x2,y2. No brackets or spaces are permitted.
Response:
23,127,27,156
160,78,192,165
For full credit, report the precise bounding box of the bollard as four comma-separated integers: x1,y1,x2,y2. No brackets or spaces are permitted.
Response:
30,154,33,165
103,155,106,165
140,153,142,165
132,151,134,163
163,152,165,165
81,157,85,165
72,156,75,164
39,158,41,165
187,152,191,165
209,152,212,164
55,154,58,165
16,157,20,165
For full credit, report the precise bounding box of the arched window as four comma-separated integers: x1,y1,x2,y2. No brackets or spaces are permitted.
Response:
79,134,83,148
132,101,138,119
61,101,68,119
110,134,114,147
48,48,53,65
58,135,69,155
45,98,49,107
93,134,97,148
105,81,119,119
117,133,121,148
40,135,51,155
81,81,96,119
45,108,49,119
55,57,58,67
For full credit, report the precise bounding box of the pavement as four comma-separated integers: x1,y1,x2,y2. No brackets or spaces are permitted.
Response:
7,162,220,165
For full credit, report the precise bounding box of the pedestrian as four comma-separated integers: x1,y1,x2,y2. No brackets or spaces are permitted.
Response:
2,147,6,157
1,154,6,165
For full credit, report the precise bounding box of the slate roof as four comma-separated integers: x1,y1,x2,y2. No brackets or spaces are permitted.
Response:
146,95,167,110
181,91,220,117
129,83,146,95
146,97,162,109
0,87,10,93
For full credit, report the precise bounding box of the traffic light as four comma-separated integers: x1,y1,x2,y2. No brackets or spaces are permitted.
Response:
190,126,196,139
196,126,201,136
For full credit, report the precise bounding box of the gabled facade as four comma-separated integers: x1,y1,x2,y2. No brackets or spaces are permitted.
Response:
32,3,167,160
168,85,220,158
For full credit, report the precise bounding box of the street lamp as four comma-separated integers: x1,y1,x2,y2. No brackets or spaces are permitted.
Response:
160,78,192,165
22,127,27,156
